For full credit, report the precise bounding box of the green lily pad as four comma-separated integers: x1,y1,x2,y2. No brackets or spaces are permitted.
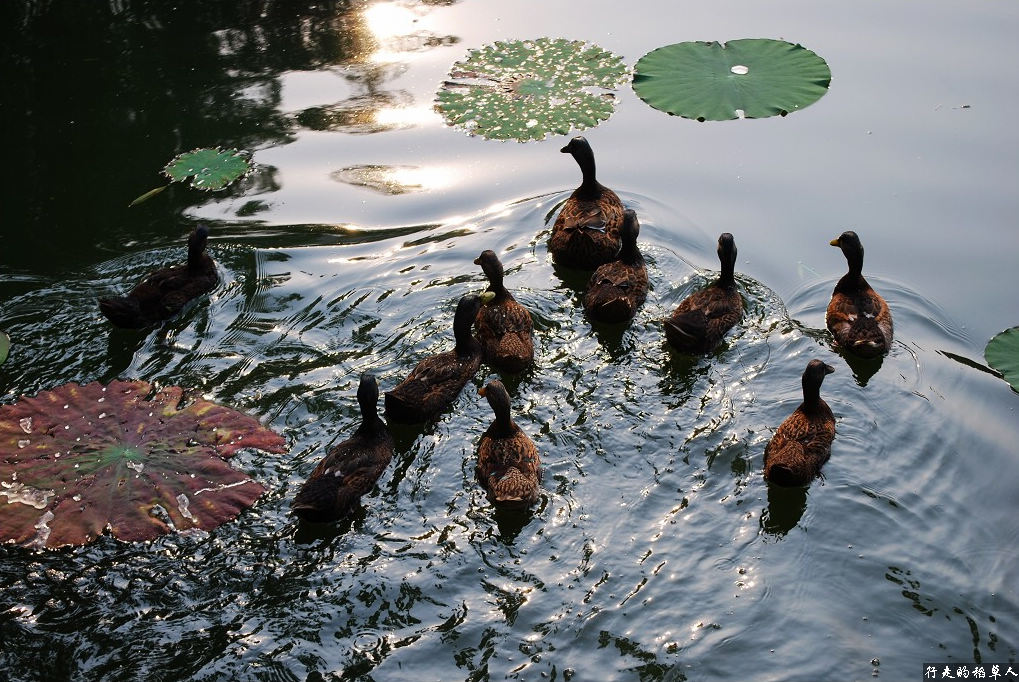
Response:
632,39,831,121
1,380,287,549
985,326,1019,392
162,147,250,191
436,37,629,142
0,332,8,366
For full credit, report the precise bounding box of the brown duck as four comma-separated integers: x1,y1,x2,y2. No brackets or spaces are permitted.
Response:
664,233,742,353
583,209,648,323
475,380,541,508
474,250,534,373
385,292,494,424
763,360,836,487
827,231,893,358
549,136,624,269
292,373,394,523
99,225,218,328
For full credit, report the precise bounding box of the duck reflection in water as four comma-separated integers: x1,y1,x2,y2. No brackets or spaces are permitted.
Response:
761,485,809,537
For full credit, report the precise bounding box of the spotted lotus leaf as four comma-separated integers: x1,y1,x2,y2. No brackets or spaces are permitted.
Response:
436,37,629,142
0,380,287,549
162,147,250,191
633,39,831,121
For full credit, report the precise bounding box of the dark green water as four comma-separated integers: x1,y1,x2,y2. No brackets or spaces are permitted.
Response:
2,1,1018,681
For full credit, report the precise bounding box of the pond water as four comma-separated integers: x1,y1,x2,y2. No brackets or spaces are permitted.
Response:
2,1,1018,680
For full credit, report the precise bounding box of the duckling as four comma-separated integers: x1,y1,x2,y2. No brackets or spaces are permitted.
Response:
99,225,218,329
827,231,893,358
583,209,648,323
763,360,836,487
292,373,394,523
664,233,742,353
475,380,541,507
549,136,624,269
385,292,494,424
474,250,534,373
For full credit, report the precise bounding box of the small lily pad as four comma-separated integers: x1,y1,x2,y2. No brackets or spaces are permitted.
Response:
163,147,251,191
985,326,1019,392
0,380,287,549
436,37,629,142
0,332,9,366
632,39,831,121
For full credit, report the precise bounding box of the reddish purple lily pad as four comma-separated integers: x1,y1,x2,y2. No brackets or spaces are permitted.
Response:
0,380,287,549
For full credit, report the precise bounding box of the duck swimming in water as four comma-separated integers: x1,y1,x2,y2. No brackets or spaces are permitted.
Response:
474,250,534,373
583,209,648,323
99,225,218,329
385,292,494,424
826,230,893,358
292,373,394,523
475,380,541,508
763,360,837,487
664,233,742,353
548,136,624,270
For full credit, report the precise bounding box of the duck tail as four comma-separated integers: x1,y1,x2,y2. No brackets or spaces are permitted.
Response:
591,296,633,323
664,312,706,350
292,476,359,523
384,391,424,424
489,467,537,507
765,463,805,488
98,295,142,328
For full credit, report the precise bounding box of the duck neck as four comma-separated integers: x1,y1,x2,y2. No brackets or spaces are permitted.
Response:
845,248,864,278
492,403,514,435
453,315,478,356
487,273,509,299
356,399,386,436
718,255,736,287
620,238,641,264
188,241,207,271
573,147,601,200
801,378,824,413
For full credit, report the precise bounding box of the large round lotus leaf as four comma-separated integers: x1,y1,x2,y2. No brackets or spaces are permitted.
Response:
0,332,9,366
0,380,287,549
632,39,831,121
162,147,250,191
436,37,629,142
985,326,1019,392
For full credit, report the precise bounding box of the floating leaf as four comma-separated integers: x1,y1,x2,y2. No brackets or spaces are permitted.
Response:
330,165,426,195
128,185,168,207
985,326,1019,392
163,147,250,191
0,380,287,549
436,37,629,142
632,39,831,121
0,332,8,366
